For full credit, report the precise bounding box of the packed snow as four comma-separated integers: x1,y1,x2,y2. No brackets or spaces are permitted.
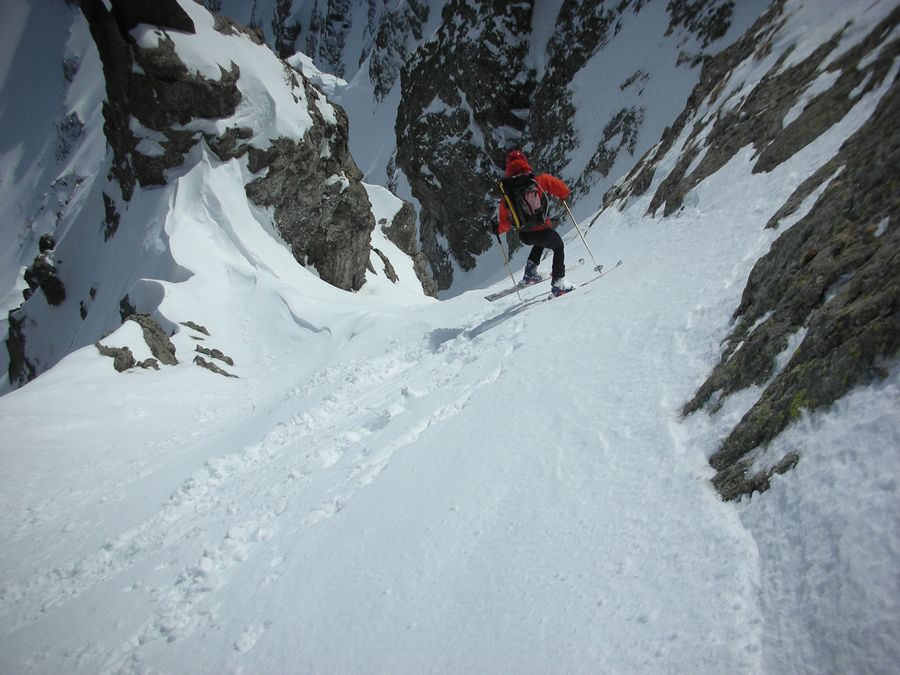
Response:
1,0,898,673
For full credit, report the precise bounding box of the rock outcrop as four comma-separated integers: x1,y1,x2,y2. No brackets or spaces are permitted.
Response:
94,314,176,373
383,201,438,296
79,0,375,292
607,3,900,499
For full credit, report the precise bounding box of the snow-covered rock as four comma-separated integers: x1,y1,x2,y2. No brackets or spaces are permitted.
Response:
3,0,433,389
605,0,900,500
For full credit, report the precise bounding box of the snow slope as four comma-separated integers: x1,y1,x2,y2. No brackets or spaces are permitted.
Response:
1,161,765,672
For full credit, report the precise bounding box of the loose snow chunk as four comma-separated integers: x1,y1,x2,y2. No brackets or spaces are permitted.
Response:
325,173,350,193
422,96,450,116
135,138,166,157
133,27,163,50
286,53,347,99
136,0,314,146
312,89,337,126
130,117,167,141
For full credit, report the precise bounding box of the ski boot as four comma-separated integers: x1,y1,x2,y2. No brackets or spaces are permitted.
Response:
518,260,542,287
551,276,575,297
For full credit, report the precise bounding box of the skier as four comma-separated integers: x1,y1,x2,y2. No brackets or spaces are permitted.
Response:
496,149,575,296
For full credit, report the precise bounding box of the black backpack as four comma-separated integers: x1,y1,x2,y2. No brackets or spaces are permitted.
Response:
499,173,549,231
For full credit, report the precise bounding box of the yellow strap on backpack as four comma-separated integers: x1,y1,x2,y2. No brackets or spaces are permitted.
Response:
498,180,523,231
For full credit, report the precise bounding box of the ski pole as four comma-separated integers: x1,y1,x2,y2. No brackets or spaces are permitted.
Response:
495,233,523,302
562,200,601,272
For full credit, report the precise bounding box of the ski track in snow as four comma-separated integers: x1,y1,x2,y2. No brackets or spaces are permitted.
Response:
0,309,520,671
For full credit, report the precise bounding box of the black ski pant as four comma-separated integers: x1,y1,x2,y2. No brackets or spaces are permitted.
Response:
520,227,565,280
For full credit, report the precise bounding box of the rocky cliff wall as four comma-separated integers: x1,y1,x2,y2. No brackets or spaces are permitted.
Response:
5,0,430,388
606,2,900,499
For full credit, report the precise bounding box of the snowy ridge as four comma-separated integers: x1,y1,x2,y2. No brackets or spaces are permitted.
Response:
135,2,318,147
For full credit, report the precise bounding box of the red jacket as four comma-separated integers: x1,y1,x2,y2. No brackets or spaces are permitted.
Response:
498,157,570,234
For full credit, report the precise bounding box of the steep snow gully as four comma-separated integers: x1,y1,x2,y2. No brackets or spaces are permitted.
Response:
1,188,767,672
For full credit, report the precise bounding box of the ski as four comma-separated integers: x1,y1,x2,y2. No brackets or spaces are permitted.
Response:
485,258,586,301
529,259,624,303
573,258,623,291
465,261,622,338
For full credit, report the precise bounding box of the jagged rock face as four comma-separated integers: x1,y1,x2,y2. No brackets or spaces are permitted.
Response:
245,105,375,292
243,70,374,291
95,313,180,372
367,0,430,101
396,0,537,288
528,0,632,176
609,2,900,499
130,35,242,186
78,0,374,292
395,0,746,290
305,0,354,77
5,315,35,385
127,314,178,366
383,201,438,296
23,253,66,306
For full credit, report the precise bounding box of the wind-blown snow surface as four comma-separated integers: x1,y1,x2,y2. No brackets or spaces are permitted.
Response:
2,3,900,675
2,88,899,672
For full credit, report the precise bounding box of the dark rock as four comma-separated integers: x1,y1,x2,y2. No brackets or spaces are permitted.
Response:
193,354,238,378
367,0,429,101
212,15,264,44
395,0,535,289
195,345,234,366
6,312,36,386
677,7,900,499
80,1,241,198
119,295,137,323
41,234,61,258
180,320,210,336
95,342,136,372
24,253,66,306
138,358,160,370
108,0,195,34
372,248,399,283
713,453,801,502
127,314,178,365
80,0,137,200
304,0,352,77
245,121,374,291
56,112,85,162
666,0,734,49
102,192,120,240
394,0,742,289
128,34,241,186
608,1,788,211
271,0,301,59
204,126,254,162
383,201,437,296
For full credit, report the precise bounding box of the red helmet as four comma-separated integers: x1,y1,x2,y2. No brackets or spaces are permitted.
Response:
505,149,526,166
